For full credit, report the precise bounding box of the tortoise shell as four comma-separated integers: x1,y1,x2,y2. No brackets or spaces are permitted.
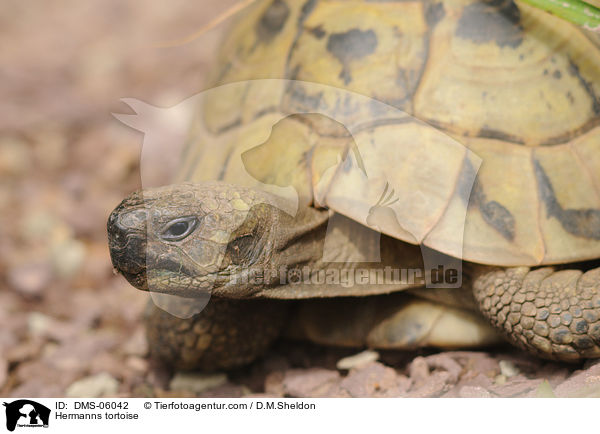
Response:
176,0,600,266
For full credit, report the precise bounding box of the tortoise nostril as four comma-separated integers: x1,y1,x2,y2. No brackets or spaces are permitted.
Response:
107,192,149,237
118,209,148,231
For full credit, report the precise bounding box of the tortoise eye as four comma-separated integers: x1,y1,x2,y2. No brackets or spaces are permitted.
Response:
161,217,198,241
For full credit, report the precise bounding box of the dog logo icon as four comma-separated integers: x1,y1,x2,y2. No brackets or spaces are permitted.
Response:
3,400,50,431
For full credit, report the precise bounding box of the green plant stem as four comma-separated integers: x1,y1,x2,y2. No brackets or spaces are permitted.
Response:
520,0,600,31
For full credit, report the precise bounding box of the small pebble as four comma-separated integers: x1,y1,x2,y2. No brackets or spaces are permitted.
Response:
66,372,119,398
169,372,227,395
282,368,340,398
499,360,520,378
408,356,430,383
28,312,52,337
535,380,556,398
126,357,149,373
336,350,379,370
51,238,86,278
21,210,61,242
8,262,52,297
340,362,401,397
494,374,507,386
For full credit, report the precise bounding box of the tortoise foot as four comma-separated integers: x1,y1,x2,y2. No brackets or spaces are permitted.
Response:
474,267,600,362
144,297,288,371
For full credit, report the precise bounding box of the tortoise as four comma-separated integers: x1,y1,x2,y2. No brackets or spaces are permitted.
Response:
107,0,600,370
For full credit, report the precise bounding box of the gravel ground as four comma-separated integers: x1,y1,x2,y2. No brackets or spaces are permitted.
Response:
2,0,600,399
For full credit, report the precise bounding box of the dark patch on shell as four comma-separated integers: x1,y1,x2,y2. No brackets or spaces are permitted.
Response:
480,200,516,241
455,0,523,48
425,2,446,27
283,0,318,77
533,158,600,240
568,60,600,115
300,0,318,20
472,182,516,241
217,150,234,181
256,0,291,42
326,29,378,84
283,79,325,112
476,126,526,145
455,157,516,241
309,25,326,39
455,157,479,206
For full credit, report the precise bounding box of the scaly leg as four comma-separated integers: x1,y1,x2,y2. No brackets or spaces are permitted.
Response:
145,297,288,370
473,266,600,362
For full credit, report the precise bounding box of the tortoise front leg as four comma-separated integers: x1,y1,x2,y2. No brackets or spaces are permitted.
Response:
144,298,288,371
473,266,600,362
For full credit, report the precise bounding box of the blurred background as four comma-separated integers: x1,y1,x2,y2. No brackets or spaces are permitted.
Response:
0,0,238,397
2,0,600,398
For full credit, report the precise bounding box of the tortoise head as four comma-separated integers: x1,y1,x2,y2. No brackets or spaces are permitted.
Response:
107,181,307,298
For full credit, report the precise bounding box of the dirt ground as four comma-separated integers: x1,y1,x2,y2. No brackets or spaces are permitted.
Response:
2,0,600,399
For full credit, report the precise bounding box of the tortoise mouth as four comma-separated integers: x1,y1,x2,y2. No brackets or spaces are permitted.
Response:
148,256,201,284
119,268,148,291
108,244,148,290
108,235,149,291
